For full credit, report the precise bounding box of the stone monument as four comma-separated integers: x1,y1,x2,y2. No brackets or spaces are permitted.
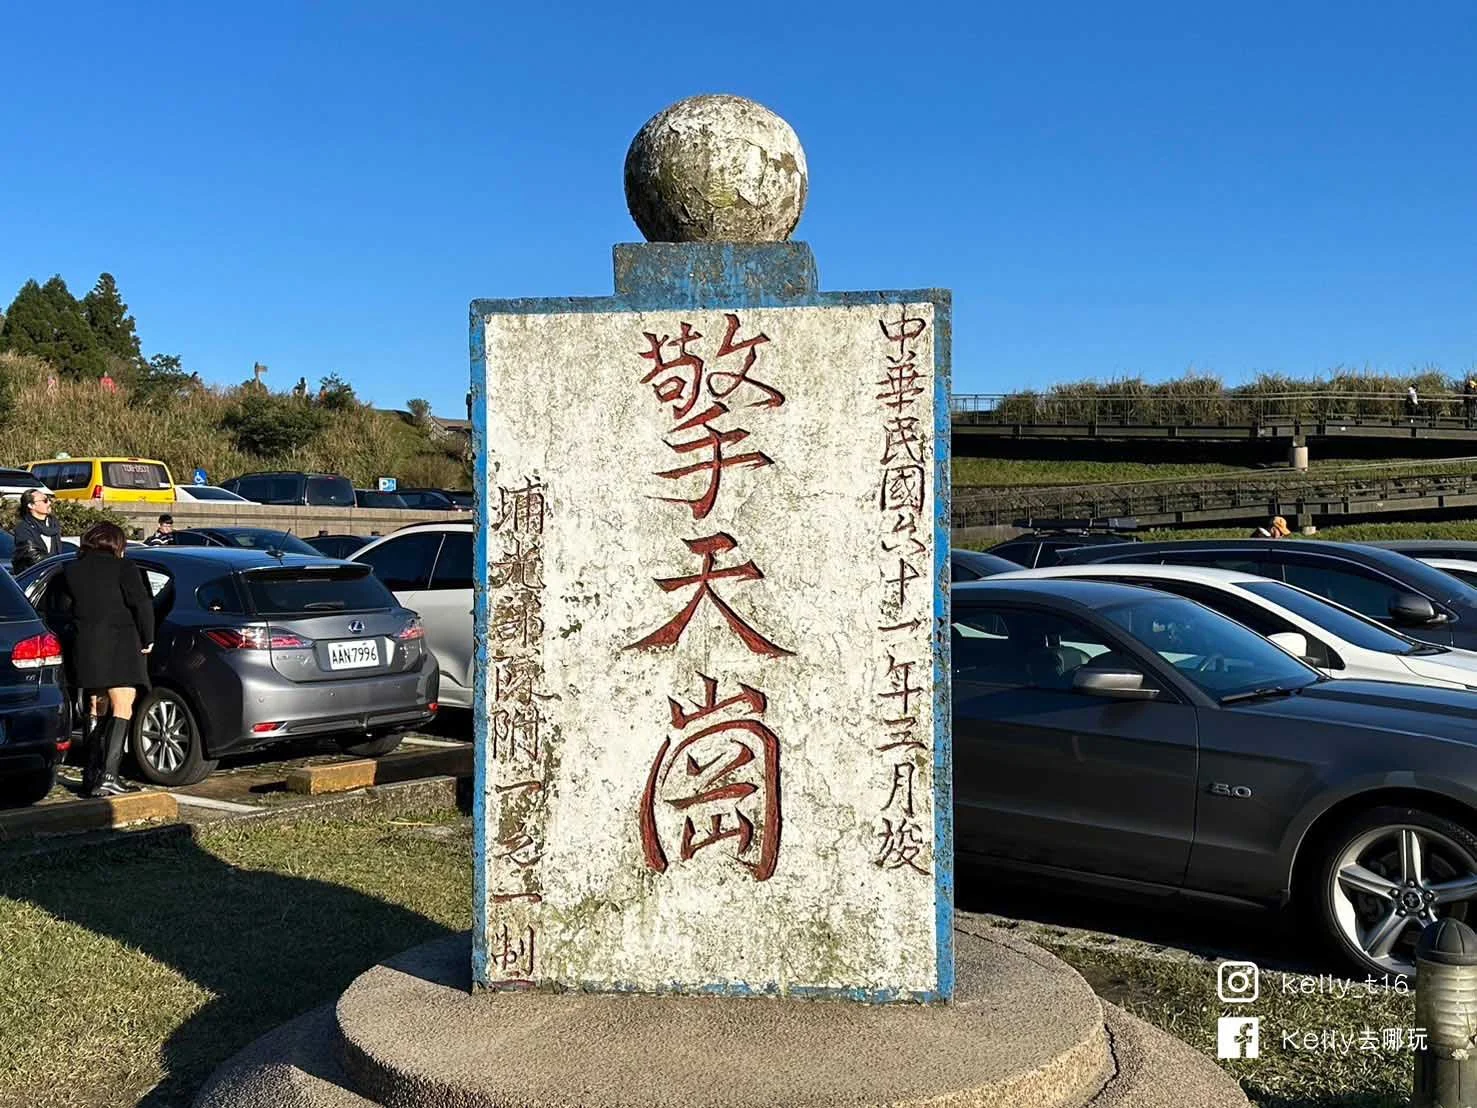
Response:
471,91,952,1001
194,94,1251,1108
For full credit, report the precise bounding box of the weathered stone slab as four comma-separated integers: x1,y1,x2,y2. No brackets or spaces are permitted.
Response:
470,247,952,1000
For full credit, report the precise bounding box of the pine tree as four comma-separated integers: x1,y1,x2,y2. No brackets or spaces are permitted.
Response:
0,276,108,378
81,272,143,364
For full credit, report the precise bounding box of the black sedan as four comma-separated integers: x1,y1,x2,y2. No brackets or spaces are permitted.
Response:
171,527,322,556
1058,538,1477,650
955,578,1477,977
0,567,68,805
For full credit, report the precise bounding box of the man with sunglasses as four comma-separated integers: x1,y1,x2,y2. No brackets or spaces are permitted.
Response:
12,488,60,573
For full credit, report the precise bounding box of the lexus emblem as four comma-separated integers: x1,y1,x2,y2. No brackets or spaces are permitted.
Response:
348,620,365,634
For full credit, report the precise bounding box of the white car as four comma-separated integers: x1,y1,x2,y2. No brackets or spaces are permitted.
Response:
351,522,473,708
992,563,1477,691
173,484,250,503
1421,557,1477,590
0,467,52,503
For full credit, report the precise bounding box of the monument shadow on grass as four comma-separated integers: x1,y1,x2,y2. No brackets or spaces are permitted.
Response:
3,824,460,1108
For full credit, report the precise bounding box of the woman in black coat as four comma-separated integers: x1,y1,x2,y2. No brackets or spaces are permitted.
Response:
52,522,155,797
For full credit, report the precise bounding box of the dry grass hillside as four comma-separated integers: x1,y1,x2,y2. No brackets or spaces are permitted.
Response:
0,353,469,490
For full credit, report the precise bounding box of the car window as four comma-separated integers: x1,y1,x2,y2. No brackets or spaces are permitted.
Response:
1279,559,1412,623
1240,580,1428,655
269,476,303,502
1101,594,1319,699
104,462,170,489
430,531,473,590
1442,567,1477,589
186,486,238,501
952,606,1118,691
306,476,355,506
952,562,981,582
242,566,395,615
986,541,1037,568
355,533,442,592
1158,552,1266,575
0,561,36,619
1129,578,1339,670
34,462,92,491
171,531,213,547
196,576,244,613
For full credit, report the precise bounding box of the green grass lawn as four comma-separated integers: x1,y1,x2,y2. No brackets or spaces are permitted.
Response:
0,812,472,1108
0,808,1416,1108
952,457,1242,488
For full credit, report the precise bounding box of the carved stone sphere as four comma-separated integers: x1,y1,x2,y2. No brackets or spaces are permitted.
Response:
624,94,808,244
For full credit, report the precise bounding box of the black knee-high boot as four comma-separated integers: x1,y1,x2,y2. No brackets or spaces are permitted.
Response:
93,717,138,797
81,714,107,794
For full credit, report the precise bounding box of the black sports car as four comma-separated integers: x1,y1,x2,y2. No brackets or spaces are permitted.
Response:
954,577,1477,977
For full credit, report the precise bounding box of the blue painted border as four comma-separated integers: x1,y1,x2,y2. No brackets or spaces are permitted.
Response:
470,319,490,988
469,247,954,1001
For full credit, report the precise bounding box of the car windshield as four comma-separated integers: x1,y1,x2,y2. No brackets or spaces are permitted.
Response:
185,486,239,501
1101,594,1320,700
242,565,395,614
1240,580,1432,655
218,530,320,555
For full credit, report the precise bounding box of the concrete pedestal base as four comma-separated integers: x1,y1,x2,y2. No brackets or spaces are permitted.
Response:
194,928,1248,1108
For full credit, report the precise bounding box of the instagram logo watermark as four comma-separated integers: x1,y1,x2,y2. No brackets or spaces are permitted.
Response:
1217,1017,1261,1059
1217,960,1259,1004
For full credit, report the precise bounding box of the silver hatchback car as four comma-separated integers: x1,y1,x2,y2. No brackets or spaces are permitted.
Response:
18,547,439,786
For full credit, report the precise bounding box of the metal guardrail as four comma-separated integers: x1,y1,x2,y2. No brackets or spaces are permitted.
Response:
950,391,1477,428
952,458,1477,529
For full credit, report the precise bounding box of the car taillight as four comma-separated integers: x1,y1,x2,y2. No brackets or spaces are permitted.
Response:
90,484,102,499
396,618,425,641
204,627,313,650
11,632,63,669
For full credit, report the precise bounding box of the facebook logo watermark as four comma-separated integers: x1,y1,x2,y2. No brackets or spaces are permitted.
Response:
1217,1016,1261,1059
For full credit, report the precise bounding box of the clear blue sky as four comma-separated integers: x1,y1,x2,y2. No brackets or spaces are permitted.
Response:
4,1,1474,416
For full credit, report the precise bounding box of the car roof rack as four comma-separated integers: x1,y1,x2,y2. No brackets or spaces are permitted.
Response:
1011,516,1139,534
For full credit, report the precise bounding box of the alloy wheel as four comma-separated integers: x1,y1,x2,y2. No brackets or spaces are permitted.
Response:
1330,823,1477,975
139,697,192,775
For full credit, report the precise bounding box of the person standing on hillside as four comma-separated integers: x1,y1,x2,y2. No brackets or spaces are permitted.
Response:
1250,516,1291,539
1465,375,1476,422
51,523,154,798
1407,384,1420,418
11,489,60,573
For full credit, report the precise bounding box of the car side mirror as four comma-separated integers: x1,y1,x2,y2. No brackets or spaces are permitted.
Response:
1389,594,1441,626
1267,631,1310,659
1073,666,1160,701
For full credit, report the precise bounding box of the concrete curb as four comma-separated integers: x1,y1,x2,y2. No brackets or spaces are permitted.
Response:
285,746,473,795
0,789,177,839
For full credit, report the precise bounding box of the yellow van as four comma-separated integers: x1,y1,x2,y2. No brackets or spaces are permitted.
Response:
23,457,176,503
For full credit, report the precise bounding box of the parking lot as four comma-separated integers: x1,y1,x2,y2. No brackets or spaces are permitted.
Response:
2,709,474,836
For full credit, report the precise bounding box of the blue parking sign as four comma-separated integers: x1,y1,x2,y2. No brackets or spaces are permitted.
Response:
192,468,208,486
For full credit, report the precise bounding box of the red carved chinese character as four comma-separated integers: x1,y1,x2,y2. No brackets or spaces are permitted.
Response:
876,364,924,412
640,677,781,882
668,671,767,729
885,557,921,609
879,655,922,715
491,535,544,591
882,511,928,557
878,717,925,753
880,416,924,466
488,921,536,982
655,403,773,520
875,817,929,874
495,478,547,535
881,464,926,513
710,314,784,408
490,703,543,762
627,533,792,656
880,313,928,349
883,760,918,817
639,323,706,420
